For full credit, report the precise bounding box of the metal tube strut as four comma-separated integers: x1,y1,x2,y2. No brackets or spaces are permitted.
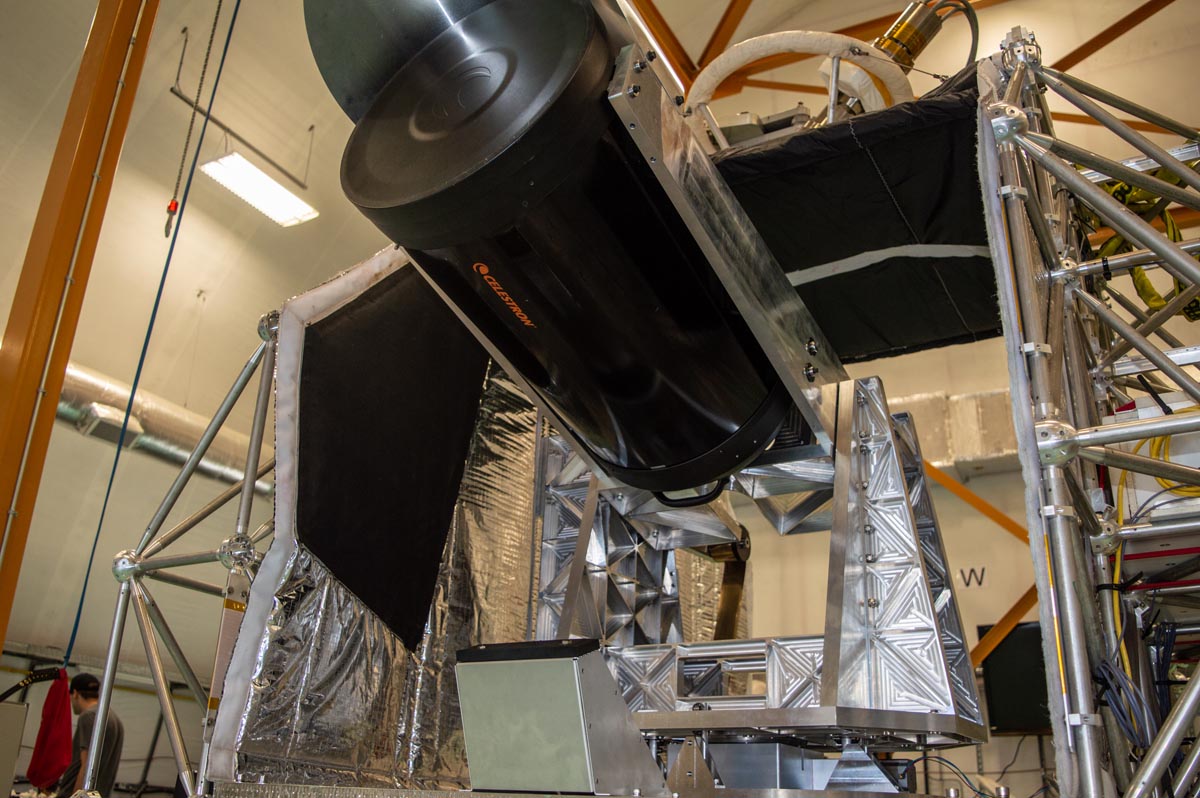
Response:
135,342,267,554
130,580,195,797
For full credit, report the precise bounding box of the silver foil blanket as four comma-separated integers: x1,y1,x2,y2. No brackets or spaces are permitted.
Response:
235,366,538,787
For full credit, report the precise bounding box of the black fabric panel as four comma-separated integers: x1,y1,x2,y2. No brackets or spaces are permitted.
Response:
457,638,600,662
298,267,489,650
716,74,1001,362
717,90,986,270
795,255,1000,362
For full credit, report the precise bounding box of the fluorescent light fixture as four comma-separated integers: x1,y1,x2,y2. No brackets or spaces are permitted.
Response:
199,152,319,227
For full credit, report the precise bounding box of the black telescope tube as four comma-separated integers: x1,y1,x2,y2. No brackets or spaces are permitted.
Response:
341,0,789,491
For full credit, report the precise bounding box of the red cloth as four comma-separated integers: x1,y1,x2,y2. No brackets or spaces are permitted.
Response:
25,669,72,790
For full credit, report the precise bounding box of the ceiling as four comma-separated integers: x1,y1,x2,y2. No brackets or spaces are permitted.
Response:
0,0,1197,678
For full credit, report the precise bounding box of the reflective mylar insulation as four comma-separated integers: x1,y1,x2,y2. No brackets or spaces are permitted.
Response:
233,366,539,787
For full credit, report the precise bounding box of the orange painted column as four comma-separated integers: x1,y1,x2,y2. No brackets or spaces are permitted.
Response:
971,584,1039,666
0,0,160,647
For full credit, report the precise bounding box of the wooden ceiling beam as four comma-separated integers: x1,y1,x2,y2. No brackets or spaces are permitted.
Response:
1089,207,1200,247
1051,0,1177,72
627,0,699,86
699,0,757,68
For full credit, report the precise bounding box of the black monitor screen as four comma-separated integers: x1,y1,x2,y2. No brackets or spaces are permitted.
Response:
978,621,1053,735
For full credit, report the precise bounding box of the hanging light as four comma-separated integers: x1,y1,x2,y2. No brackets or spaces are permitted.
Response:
199,152,319,227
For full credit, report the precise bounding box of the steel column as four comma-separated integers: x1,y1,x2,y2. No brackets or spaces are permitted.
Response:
1078,445,1200,488
234,331,275,541
84,581,132,792
0,0,159,651
139,581,207,707
130,580,196,797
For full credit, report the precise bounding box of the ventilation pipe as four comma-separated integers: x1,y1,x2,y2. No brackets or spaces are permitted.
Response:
55,362,273,493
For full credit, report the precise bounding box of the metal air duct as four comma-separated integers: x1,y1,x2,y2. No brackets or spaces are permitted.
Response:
56,362,273,492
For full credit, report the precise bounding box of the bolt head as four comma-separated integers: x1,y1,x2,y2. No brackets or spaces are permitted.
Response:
627,84,641,98
806,338,818,356
867,597,880,608
803,363,818,382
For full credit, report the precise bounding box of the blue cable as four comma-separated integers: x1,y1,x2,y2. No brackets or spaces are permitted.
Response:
62,0,244,666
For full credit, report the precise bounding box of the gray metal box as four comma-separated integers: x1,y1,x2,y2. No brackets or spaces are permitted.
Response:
456,645,666,796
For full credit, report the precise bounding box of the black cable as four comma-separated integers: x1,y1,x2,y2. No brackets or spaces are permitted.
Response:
166,0,225,237
905,755,997,798
996,735,1027,782
931,0,980,68
0,667,59,703
1137,374,1175,416
653,481,725,508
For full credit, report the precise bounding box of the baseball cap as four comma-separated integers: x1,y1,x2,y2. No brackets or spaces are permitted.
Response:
70,673,101,696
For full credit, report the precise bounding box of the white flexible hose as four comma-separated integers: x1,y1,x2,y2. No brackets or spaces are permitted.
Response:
686,30,915,110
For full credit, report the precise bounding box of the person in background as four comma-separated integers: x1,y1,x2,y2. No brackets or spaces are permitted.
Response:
55,673,124,798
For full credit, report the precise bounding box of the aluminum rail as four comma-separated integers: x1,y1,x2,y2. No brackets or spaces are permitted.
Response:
1104,287,1186,351
1098,285,1200,370
1126,668,1200,798
83,582,131,793
144,570,225,597
134,342,267,555
1077,446,1200,488
1039,67,1200,145
235,322,276,540
130,580,195,797
1063,238,1200,279
1120,518,1200,541
142,459,275,558
1173,739,1200,798
1070,285,1200,404
1034,67,1200,195
140,581,207,707
1073,413,1200,449
1012,135,1200,288
1024,131,1200,212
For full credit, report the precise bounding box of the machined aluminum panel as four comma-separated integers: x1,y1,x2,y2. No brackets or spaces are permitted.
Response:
607,45,847,451
606,637,824,714
534,434,747,646
822,379,959,717
535,436,684,646
892,414,982,725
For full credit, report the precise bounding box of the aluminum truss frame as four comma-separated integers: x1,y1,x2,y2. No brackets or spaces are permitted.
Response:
983,26,1200,798
543,378,985,750
79,315,278,798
